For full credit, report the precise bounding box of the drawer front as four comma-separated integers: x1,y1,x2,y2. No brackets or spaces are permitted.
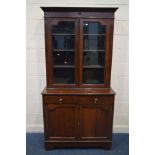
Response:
44,96,78,104
79,96,114,104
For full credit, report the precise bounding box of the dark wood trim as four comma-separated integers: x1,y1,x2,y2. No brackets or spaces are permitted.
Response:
41,7,118,18
44,18,52,87
42,87,116,95
79,19,83,85
44,12,114,19
109,19,115,86
41,7,118,12
77,18,80,86
75,19,79,85
45,141,112,150
104,20,111,87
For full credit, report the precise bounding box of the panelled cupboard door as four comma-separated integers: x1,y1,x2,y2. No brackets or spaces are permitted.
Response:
79,105,113,140
45,18,78,87
45,104,78,140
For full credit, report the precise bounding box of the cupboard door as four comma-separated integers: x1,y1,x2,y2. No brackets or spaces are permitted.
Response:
79,105,113,140
80,19,111,86
45,19,78,86
45,104,77,140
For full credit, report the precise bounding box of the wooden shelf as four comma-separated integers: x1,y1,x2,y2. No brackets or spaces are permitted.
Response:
83,65,104,68
53,49,75,52
52,34,75,35
53,65,75,68
84,49,105,52
83,34,105,36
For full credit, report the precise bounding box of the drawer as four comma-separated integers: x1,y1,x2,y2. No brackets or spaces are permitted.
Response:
44,96,78,104
79,96,114,104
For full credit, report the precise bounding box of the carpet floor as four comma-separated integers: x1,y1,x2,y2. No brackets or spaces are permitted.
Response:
26,133,129,155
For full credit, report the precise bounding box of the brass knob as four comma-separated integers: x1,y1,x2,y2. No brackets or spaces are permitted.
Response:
59,98,63,104
94,98,98,104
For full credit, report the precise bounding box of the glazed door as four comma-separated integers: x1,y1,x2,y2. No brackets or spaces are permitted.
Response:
45,18,78,87
46,104,78,140
79,105,113,140
79,19,111,87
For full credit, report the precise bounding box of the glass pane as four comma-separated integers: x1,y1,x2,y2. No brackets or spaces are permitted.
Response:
83,68,104,84
83,22,106,34
51,21,75,84
84,35,105,50
52,35,75,50
53,51,75,65
84,52,105,66
83,22,106,84
52,21,75,34
53,68,75,84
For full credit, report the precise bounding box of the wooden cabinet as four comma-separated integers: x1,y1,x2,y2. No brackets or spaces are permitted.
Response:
41,7,118,150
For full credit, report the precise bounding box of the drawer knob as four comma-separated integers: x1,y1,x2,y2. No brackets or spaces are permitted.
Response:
94,98,98,104
59,98,63,104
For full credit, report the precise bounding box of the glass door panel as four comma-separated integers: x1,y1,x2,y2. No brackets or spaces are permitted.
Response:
82,21,106,84
51,21,75,84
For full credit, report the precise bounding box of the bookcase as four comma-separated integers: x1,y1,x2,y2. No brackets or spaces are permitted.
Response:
41,7,118,150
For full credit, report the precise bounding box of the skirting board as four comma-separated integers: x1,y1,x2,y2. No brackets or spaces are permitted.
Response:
26,124,129,133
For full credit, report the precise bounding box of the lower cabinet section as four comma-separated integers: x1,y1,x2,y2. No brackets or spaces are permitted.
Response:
42,94,115,150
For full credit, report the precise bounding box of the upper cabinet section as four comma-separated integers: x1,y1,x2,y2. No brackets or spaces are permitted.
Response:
41,7,118,88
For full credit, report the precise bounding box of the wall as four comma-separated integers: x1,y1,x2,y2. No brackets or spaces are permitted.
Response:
26,0,129,133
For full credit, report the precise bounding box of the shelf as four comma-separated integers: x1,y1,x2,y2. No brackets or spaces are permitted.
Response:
84,49,105,52
52,34,75,35
83,65,104,68
53,49,75,52
53,65,75,68
83,34,105,36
